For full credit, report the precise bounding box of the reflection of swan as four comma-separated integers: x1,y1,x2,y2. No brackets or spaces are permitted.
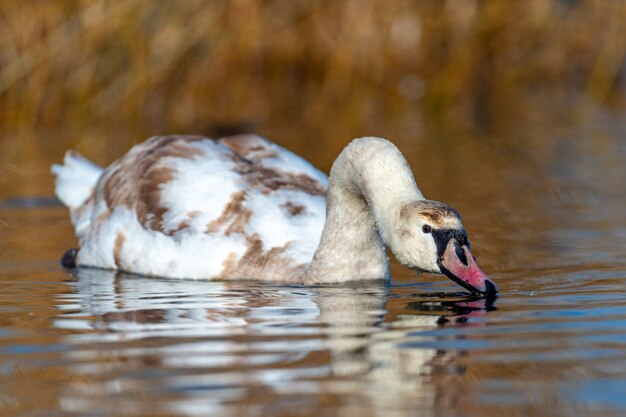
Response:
56,269,250,340
53,135,496,294
56,269,494,416
315,287,493,416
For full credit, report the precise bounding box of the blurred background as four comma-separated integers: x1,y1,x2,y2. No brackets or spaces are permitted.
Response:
0,0,624,199
1,3,626,416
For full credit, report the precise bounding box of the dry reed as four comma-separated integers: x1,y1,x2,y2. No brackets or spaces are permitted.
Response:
0,0,623,137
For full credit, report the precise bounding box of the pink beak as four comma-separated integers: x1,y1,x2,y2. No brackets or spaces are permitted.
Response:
439,239,498,295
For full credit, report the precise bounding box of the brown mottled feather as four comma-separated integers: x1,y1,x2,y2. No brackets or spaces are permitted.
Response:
97,135,324,235
220,236,304,280
103,136,205,230
69,134,327,280
219,134,279,162
205,191,252,235
113,232,126,269
281,201,306,216
401,200,461,227
221,135,326,196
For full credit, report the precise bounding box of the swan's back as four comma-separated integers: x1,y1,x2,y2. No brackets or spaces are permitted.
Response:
55,135,328,280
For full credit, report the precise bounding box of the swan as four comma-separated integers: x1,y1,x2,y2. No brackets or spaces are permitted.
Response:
52,134,497,295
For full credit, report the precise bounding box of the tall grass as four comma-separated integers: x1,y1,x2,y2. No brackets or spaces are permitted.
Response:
0,0,625,198
0,0,623,137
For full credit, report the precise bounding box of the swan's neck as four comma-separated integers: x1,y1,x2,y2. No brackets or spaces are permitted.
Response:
305,138,423,282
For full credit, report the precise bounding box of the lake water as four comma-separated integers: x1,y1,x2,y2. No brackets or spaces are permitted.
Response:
1,119,625,417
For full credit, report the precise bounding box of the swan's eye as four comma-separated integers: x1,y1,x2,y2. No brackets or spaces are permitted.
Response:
422,225,432,234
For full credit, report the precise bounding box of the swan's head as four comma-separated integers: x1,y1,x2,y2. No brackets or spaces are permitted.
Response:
392,200,498,295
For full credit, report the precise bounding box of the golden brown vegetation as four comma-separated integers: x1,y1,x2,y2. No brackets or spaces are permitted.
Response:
1,0,624,133
0,0,624,197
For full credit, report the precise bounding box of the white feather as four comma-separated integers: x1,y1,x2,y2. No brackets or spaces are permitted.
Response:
52,151,103,208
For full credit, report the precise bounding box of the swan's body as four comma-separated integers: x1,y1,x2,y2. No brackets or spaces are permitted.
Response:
53,135,497,294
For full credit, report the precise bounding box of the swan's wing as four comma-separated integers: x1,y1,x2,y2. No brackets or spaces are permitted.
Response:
215,135,328,275
219,134,328,188
75,135,327,279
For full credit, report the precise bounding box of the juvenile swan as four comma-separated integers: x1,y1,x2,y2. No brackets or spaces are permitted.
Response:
52,135,497,294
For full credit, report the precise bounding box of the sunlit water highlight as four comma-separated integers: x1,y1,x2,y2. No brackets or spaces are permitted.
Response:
1,123,626,417
1,211,625,417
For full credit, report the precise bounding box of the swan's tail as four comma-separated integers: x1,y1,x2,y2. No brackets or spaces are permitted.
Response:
51,150,103,209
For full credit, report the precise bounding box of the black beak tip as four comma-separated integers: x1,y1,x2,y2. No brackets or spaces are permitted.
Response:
484,280,498,296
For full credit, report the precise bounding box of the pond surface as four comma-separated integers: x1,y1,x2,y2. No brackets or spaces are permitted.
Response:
1,120,626,417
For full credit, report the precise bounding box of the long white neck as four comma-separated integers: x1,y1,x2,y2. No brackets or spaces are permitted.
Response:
305,137,424,282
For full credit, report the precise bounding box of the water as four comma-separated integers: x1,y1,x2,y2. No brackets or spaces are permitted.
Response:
1,120,626,417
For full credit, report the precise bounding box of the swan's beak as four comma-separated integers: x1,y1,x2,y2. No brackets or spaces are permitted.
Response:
438,239,498,296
